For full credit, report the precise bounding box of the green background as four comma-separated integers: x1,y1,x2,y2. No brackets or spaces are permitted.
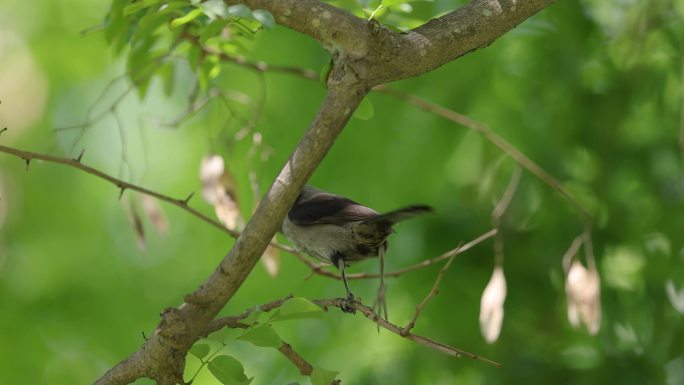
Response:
0,0,683,384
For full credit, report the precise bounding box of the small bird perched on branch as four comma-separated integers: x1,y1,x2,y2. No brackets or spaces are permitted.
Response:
282,185,432,314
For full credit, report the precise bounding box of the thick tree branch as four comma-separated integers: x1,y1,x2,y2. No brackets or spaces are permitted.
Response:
391,0,556,81
224,0,369,57
226,0,554,87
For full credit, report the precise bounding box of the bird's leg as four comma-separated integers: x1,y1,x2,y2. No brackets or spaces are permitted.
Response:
336,256,356,314
373,245,388,321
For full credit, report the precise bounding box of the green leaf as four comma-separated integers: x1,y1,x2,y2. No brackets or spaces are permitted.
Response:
189,343,210,360
188,45,202,71
197,60,211,90
131,11,169,46
157,62,175,97
231,20,257,38
270,297,324,322
200,19,230,44
170,8,204,28
252,9,276,29
201,0,228,19
104,1,130,55
209,62,222,79
227,4,252,18
382,0,428,5
353,97,374,120
123,0,161,16
238,324,282,348
208,355,249,385
311,367,339,385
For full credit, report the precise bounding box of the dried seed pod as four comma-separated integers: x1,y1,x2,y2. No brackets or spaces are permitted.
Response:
479,265,507,343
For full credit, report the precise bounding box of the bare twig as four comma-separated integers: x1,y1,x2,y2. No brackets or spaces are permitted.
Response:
375,87,591,221
278,342,340,385
0,144,301,255
402,243,463,335
305,228,498,281
208,295,501,367
492,165,523,224
204,294,294,335
277,342,314,375
491,165,522,265
314,298,501,367
561,235,584,273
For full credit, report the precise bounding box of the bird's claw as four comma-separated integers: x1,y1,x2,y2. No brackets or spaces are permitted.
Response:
341,293,358,314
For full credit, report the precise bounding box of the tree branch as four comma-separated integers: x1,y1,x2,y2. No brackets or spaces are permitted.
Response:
224,0,369,57
226,0,554,87
387,0,555,81
208,296,501,367
401,245,462,336
0,144,305,255
277,342,314,376
376,87,592,220
314,298,500,366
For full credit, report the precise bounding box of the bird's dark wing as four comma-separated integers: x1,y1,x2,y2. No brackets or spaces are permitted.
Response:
288,193,379,226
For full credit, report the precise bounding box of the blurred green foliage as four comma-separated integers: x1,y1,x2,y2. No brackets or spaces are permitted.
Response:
0,0,683,384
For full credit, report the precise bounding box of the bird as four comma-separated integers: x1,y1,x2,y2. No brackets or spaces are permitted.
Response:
281,185,432,314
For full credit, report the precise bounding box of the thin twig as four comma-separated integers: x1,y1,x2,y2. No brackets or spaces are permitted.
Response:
207,295,501,367
305,228,498,280
402,243,463,335
0,144,298,255
492,165,523,223
204,294,294,335
491,165,522,265
375,86,592,221
278,342,314,376
314,298,501,367
561,235,584,273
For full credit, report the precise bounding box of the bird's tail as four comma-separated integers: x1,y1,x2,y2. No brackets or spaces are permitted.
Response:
369,205,432,225
353,205,431,246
